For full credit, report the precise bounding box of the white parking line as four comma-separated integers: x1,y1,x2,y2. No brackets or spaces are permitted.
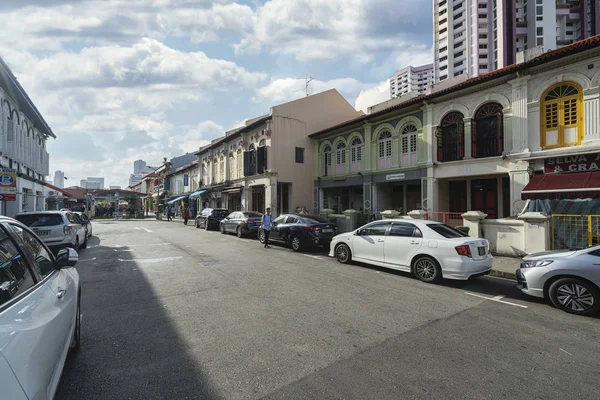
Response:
464,292,528,309
134,227,153,233
303,254,326,261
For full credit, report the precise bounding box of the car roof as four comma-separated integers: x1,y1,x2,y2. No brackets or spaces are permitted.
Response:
369,219,441,226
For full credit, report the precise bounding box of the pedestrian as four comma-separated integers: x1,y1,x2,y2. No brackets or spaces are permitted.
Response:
167,205,173,221
182,207,190,225
261,207,273,248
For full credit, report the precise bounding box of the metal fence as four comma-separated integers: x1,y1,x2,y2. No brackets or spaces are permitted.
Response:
425,212,464,227
551,214,600,250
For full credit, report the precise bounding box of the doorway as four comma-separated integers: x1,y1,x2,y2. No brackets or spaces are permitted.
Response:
251,186,265,213
277,183,290,214
449,180,467,212
471,178,498,219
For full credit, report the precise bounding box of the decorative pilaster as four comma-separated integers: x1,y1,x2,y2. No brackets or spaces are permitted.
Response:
583,87,600,144
363,123,372,171
463,117,472,159
508,76,530,153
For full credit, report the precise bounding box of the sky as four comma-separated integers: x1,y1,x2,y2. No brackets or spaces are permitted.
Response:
0,0,433,188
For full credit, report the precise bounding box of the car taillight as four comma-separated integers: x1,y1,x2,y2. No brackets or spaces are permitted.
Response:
63,225,72,235
455,245,472,258
304,226,315,231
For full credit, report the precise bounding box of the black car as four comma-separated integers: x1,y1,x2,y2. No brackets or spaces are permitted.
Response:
220,211,263,238
196,208,230,230
258,214,336,251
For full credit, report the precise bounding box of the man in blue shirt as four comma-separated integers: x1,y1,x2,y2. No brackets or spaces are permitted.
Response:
261,207,273,248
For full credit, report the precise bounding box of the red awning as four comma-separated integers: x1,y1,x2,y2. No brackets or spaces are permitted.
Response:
522,172,600,200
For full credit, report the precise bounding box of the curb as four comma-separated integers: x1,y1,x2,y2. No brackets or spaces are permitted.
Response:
489,269,516,280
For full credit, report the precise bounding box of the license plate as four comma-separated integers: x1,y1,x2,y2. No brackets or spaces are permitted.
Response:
478,247,486,256
34,230,49,237
322,229,333,233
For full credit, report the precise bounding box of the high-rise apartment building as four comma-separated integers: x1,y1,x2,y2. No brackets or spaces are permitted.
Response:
433,0,600,82
134,160,147,175
53,170,65,188
80,177,105,190
389,64,434,98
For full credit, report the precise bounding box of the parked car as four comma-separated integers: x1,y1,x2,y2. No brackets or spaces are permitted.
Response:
258,214,336,251
0,216,81,400
195,208,230,230
73,211,93,238
15,211,88,253
517,247,600,316
330,219,492,283
220,211,263,238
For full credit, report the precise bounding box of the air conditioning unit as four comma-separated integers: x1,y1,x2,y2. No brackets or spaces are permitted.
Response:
48,191,56,196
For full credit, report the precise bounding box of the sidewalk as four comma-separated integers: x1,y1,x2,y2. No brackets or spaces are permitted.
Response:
490,256,521,280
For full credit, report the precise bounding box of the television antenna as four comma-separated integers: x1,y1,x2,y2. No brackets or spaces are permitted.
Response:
304,77,313,96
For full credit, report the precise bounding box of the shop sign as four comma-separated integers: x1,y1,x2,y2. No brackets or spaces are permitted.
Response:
544,153,600,174
385,173,406,181
0,194,16,201
0,171,17,194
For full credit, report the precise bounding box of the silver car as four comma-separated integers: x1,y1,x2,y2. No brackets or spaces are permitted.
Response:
15,211,88,253
517,247,600,316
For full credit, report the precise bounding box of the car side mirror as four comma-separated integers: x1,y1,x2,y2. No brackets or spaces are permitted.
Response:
356,229,365,236
56,248,79,268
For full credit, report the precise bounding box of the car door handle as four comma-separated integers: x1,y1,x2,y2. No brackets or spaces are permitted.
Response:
410,241,420,245
376,239,385,243
56,288,66,299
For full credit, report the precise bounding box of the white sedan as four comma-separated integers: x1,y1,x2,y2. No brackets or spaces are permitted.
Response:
0,217,81,400
329,219,492,282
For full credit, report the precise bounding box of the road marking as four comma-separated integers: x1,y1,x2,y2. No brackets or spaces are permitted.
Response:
560,348,572,356
134,227,153,233
78,257,97,262
303,254,326,261
118,256,183,264
464,292,528,309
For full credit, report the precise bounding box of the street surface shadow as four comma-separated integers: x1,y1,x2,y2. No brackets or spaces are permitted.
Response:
55,242,218,399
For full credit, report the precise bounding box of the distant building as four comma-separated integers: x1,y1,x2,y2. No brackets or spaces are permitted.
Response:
390,64,434,98
134,160,147,175
109,185,121,190
80,177,105,190
129,165,156,186
53,170,65,188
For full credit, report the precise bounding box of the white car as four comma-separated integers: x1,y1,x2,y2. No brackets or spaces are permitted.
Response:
0,216,81,400
15,211,88,253
329,219,493,282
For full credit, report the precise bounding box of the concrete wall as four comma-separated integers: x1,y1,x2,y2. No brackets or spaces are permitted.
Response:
481,219,526,256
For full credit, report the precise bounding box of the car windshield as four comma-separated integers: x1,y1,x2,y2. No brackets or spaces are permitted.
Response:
15,214,63,227
213,210,229,217
427,223,468,238
302,215,329,224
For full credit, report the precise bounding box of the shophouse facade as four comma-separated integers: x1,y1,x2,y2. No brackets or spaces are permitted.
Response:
312,35,600,237
195,89,361,215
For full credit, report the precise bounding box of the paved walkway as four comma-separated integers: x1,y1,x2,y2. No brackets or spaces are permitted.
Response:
490,256,521,280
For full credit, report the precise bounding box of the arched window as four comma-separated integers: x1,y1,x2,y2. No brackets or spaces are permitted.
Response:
323,145,332,176
401,124,418,165
377,130,393,169
336,142,346,174
236,149,243,178
472,103,503,158
350,137,363,172
437,112,464,162
541,82,582,149
228,153,235,180
249,143,257,172
219,156,225,182
259,139,266,147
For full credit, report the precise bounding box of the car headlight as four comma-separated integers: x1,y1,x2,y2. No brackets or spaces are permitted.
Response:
521,260,554,268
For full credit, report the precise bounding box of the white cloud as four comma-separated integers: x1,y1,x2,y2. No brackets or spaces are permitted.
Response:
235,0,432,63
354,81,390,113
253,77,371,105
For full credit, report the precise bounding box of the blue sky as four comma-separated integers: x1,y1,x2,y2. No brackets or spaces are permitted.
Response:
0,0,432,188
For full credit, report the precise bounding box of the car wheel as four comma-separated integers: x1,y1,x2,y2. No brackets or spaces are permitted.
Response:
81,236,88,249
413,256,441,283
196,220,199,228
220,224,226,234
70,294,81,353
204,221,210,231
258,229,266,244
89,227,93,237
74,237,80,252
549,278,600,316
335,244,351,264
291,235,302,252
236,226,243,238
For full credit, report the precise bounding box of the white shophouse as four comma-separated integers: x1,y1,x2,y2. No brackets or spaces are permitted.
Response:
0,57,53,217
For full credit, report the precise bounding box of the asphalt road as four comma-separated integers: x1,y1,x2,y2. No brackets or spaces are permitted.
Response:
55,219,600,400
